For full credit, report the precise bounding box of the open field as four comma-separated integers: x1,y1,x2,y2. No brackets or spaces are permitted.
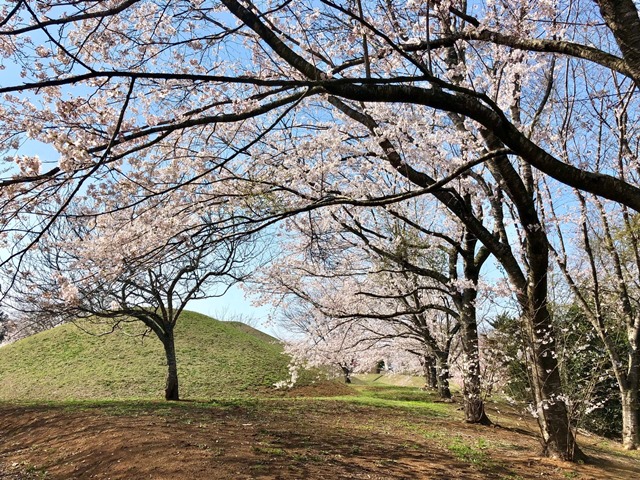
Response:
1,382,639,480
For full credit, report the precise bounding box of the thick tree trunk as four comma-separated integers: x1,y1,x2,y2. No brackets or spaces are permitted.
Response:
423,354,438,389
595,0,640,84
524,261,581,460
621,384,639,449
499,158,583,461
163,329,180,401
460,323,490,424
435,353,452,400
527,303,583,461
460,288,491,425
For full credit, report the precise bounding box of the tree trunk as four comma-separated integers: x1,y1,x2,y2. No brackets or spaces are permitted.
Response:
595,0,640,84
460,322,491,424
163,329,180,401
502,162,583,461
460,287,491,425
435,353,452,400
422,354,438,389
340,365,352,384
527,302,583,461
621,325,639,449
621,384,639,449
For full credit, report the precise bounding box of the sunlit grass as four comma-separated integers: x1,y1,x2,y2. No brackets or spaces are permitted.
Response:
351,373,427,387
0,312,294,401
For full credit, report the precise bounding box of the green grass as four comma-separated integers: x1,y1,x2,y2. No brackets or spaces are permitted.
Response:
0,312,294,401
351,373,427,387
355,385,442,402
322,384,456,418
447,436,492,467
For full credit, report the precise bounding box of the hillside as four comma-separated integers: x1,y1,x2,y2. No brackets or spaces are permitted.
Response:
0,311,292,400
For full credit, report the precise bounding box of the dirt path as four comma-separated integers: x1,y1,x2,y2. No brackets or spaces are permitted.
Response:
1,400,638,479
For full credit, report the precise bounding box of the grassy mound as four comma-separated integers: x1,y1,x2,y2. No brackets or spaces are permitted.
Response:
0,311,293,400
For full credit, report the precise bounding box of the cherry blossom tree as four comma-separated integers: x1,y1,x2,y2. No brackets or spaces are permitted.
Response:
254,202,494,408
544,189,640,449
3,201,256,401
335,206,492,418
0,0,638,460
280,309,389,386
278,295,430,386
529,50,640,448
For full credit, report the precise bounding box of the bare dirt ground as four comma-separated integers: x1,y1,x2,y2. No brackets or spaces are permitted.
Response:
1,398,638,480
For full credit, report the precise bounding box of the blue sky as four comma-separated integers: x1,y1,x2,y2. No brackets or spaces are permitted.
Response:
187,284,280,336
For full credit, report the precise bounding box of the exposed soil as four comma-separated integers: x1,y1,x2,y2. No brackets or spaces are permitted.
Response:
1,399,638,480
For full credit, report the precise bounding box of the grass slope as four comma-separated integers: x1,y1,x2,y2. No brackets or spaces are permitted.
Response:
0,311,291,400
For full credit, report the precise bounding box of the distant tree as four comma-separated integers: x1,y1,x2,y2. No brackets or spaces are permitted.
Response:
255,211,463,400
256,201,493,417
4,205,256,401
411,351,437,390
278,309,380,386
0,311,8,343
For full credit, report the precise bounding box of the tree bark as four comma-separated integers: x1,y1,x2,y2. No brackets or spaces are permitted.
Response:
435,353,452,400
484,154,582,460
595,0,640,85
340,364,352,384
526,301,583,460
460,295,491,425
621,374,639,449
163,329,180,401
524,230,581,460
517,232,583,461
422,354,438,389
